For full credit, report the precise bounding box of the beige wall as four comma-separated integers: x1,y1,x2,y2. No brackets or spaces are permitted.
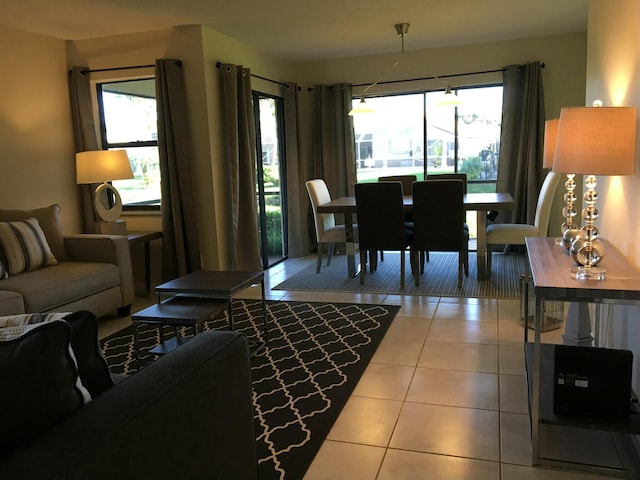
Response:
586,0,640,264
0,25,81,233
585,0,640,385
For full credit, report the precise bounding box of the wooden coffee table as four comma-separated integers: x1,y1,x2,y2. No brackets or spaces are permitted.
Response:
132,270,268,366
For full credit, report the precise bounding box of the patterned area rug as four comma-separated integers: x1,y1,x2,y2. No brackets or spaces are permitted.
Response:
274,251,525,299
101,300,399,480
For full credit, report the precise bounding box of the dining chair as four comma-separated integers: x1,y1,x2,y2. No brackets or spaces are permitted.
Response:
377,175,417,195
426,173,467,193
306,179,358,273
411,179,469,288
485,171,561,274
355,182,413,287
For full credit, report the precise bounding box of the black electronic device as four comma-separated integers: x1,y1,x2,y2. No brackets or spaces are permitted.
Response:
553,344,633,421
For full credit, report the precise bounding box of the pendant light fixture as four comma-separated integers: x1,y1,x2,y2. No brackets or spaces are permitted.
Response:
348,23,409,116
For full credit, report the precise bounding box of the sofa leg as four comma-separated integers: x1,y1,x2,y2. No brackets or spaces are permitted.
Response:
117,305,132,317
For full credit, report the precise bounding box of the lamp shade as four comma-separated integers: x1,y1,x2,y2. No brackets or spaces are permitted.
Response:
553,106,637,175
542,118,559,169
76,150,133,184
348,97,376,116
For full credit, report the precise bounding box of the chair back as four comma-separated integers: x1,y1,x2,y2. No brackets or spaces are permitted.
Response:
355,182,410,250
533,171,561,236
426,173,468,193
412,180,466,251
377,175,417,195
306,179,335,242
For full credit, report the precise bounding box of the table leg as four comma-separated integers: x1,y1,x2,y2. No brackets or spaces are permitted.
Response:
476,210,487,280
144,241,151,297
344,212,357,278
260,279,268,344
227,295,234,330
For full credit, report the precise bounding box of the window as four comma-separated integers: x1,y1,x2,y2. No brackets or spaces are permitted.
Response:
97,79,160,209
353,85,503,193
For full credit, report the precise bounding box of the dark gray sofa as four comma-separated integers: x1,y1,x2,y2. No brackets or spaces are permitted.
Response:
0,329,258,480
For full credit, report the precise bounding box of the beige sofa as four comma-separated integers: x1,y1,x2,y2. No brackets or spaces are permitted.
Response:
0,205,134,318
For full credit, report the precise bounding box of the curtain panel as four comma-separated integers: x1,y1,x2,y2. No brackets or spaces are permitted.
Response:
68,67,101,233
308,84,356,250
496,62,546,225
283,82,310,258
219,64,262,271
155,58,202,280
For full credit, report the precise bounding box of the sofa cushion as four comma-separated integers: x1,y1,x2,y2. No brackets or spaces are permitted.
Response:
0,311,115,398
63,311,115,397
0,320,89,452
0,204,68,261
0,261,120,313
0,290,24,315
0,218,58,274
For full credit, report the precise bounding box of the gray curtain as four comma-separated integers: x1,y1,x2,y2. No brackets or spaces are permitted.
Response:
155,58,201,279
283,82,309,258
312,84,357,197
219,64,262,271
309,84,356,250
68,67,100,233
495,62,546,225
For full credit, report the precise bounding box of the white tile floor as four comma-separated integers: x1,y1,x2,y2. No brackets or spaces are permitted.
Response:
98,255,613,480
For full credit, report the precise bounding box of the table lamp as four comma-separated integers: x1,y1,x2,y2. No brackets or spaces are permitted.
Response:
76,150,134,235
545,118,579,250
553,105,637,279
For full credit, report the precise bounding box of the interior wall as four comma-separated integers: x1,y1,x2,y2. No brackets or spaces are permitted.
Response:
585,0,640,389
294,32,588,237
0,25,81,233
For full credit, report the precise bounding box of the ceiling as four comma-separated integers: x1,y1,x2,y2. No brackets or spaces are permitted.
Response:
0,0,588,61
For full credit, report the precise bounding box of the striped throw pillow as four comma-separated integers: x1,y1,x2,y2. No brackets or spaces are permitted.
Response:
0,218,58,274
0,259,7,279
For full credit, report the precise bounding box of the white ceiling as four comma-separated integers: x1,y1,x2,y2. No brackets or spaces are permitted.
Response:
0,0,588,61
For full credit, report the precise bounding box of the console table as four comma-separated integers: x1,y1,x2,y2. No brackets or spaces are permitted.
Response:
525,237,640,477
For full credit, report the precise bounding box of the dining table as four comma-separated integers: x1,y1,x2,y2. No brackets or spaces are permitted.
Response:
316,192,515,281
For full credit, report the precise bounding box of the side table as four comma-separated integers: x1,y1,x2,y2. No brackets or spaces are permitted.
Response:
128,231,163,296
154,270,268,355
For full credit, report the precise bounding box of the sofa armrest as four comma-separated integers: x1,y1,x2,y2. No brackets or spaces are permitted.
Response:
63,235,134,307
0,330,258,480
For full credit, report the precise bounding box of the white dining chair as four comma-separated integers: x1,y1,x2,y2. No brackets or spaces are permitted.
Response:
485,171,561,274
306,179,358,273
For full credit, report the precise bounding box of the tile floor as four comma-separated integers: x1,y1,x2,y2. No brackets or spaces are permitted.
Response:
98,255,613,480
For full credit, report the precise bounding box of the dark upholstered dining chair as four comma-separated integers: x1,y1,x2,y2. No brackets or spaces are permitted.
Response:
355,182,413,287
377,175,417,195
411,180,469,288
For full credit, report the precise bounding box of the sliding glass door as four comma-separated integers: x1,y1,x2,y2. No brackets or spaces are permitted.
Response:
253,92,287,269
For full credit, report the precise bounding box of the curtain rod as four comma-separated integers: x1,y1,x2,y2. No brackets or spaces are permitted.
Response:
79,64,156,75
215,62,291,89
309,62,545,92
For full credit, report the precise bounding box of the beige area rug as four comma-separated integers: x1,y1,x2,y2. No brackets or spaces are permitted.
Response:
274,251,526,299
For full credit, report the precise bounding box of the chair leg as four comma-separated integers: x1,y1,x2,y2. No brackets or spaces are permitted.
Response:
487,248,492,275
464,246,469,276
457,252,463,289
400,249,405,287
359,250,367,285
411,249,420,287
316,244,324,273
379,250,384,262
326,243,335,267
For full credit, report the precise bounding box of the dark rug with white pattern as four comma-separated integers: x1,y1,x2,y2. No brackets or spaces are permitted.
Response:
101,299,399,480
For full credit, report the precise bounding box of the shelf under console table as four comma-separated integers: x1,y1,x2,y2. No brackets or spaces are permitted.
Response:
525,237,640,478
